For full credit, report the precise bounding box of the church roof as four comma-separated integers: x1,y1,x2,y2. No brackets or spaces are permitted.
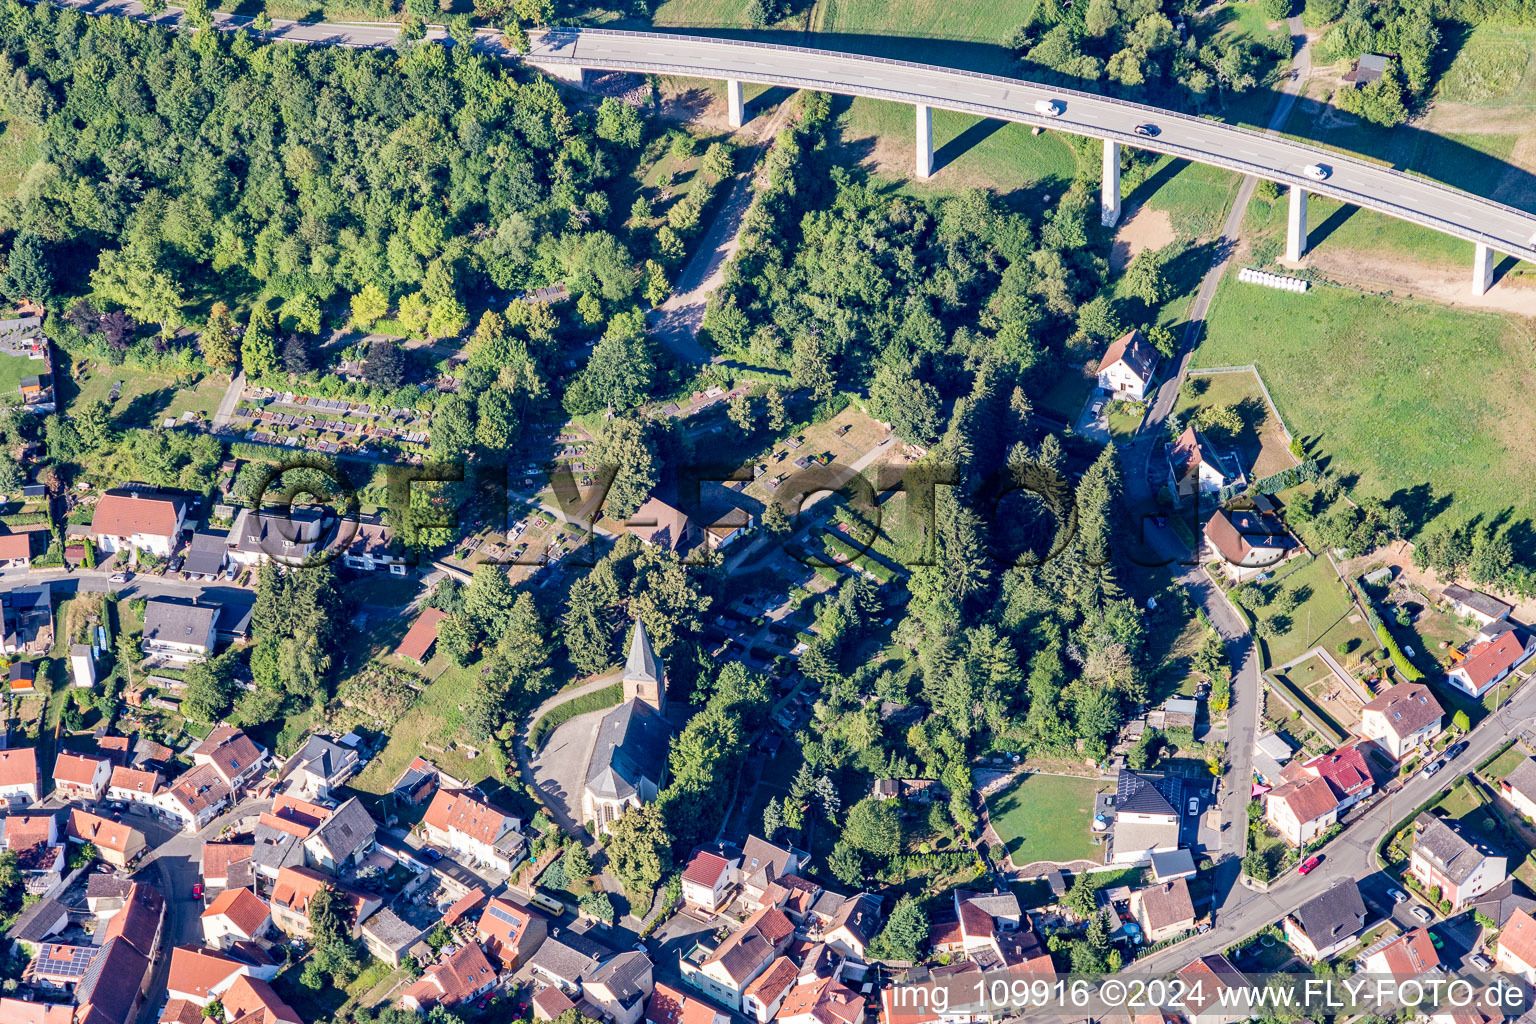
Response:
624,618,661,685
586,699,670,802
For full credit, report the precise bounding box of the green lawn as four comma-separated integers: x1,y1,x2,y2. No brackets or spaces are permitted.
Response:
1247,556,1378,669
1484,744,1530,782
1435,26,1536,106
1174,370,1295,479
1129,156,1244,241
0,352,39,405
986,773,1106,867
65,363,228,429
1194,271,1536,537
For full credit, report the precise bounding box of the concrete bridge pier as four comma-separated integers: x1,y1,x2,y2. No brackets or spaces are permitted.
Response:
915,104,933,179
1473,242,1496,295
534,62,587,86
727,79,745,128
1102,140,1121,227
1286,185,1308,262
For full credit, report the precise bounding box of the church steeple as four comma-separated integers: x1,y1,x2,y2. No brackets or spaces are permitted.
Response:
622,616,666,712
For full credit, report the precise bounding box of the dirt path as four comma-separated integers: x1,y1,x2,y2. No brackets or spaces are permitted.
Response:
1303,247,1536,316
1111,207,1176,271
649,97,800,366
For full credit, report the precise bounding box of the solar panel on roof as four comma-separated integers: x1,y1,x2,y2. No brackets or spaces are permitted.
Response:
486,905,522,927
36,944,98,979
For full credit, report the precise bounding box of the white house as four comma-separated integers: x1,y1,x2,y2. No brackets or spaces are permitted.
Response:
1108,771,1181,865
108,766,162,807
681,848,739,913
1410,815,1507,908
1265,775,1339,847
1203,508,1297,581
52,752,112,802
1096,329,1159,401
1448,629,1536,699
0,748,38,806
227,507,328,568
1501,758,1536,822
142,599,218,665
1359,683,1444,761
90,490,187,559
420,789,522,872
341,520,408,575
1440,584,1511,627
1167,427,1241,501
0,533,30,570
69,645,95,689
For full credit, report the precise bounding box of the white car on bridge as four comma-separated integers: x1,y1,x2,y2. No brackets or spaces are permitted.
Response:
1034,99,1064,117
1304,163,1331,180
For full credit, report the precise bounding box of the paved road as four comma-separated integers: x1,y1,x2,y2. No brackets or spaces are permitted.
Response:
526,29,1536,264
1134,699,1536,973
0,567,253,604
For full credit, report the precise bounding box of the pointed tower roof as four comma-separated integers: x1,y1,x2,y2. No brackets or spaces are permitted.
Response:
624,617,660,684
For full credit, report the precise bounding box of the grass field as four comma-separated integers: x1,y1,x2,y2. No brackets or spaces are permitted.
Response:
1436,27,1536,106
987,772,1105,867
1249,556,1376,668
347,655,500,797
65,362,227,428
0,352,40,405
1176,370,1295,479
1194,271,1536,536
0,117,39,212
1484,744,1530,782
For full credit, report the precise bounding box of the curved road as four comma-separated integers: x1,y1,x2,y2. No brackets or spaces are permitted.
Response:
525,29,1536,264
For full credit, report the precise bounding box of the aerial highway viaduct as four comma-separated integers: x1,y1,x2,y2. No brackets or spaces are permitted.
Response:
525,27,1536,295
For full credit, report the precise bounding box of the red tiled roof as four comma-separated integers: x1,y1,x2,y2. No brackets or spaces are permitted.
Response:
396,609,449,663
682,850,731,888
53,752,107,786
91,493,181,541
0,998,75,1024
423,790,511,846
66,809,139,854
159,999,204,1024
0,748,37,788
1371,927,1440,976
222,976,302,1024
202,888,270,938
1268,774,1339,824
0,534,31,560
1303,743,1373,797
110,766,160,796
167,946,246,1000
101,883,165,956
1500,909,1536,968
166,763,230,816
442,888,487,927
1459,631,1530,688
402,941,497,1011
1096,328,1156,380
743,956,798,1004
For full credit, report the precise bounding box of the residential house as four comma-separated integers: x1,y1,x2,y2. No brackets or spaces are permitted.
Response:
742,958,799,1023
221,975,303,1024
1167,427,1240,502
360,908,431,969
527,930,610,992
1149,849,1198,883
1132,879,1197,943
190,727,269,794
1468,879,1536,929
166,946,249,1006
0,747,38,806
302,796,376,873
928,889,1051,974
2,814,62,887
7,897,67,950
1296,743,1375,813
90,490,188,559
108,766,162,808
400,941,499,1012
0,533,30,571
1265,775,1339,847
281,734,361,801
1448,629,1536,699
226,507,327,568
73,935,152,1024
1441,585,1512,627
1362,927,1439,978
1343,52,1388,85
584,952,655,1024
1,586,52,655
1096,329,1159,401
1108,770,1182,865
814,891,883,959
1496,908,1536,983
1360,683,1444,761
66,809,145,869
0,1000,73,1024
395,608,448,665
1175,955,1249,1024
1203,508,1297,580
52,751,112,801
775,975,864,1024
475,897,548,969
627,497,694,553
86,875,135,918
1502,759,1536,822
648,982,729,1024
392,757,449,806
200,889,271,949
1283,880,1367,960
157,764,232,832
250,796,332,882
343,519,408,574
1409,815,1508,908
201,843,256,892
141,600,218,665
269,866,380,938
738,835,806,909
421,790,522,873
681,848,739,914
679,907,795,1010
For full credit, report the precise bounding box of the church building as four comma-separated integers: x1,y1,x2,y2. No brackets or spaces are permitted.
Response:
581,617,673,834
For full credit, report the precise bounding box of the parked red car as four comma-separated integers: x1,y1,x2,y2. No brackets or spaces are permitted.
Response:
1297,856,1322,875
192,883,203,899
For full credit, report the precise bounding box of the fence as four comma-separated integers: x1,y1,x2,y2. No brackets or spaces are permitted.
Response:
1238,266,1309,293
1186,363,1295,444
